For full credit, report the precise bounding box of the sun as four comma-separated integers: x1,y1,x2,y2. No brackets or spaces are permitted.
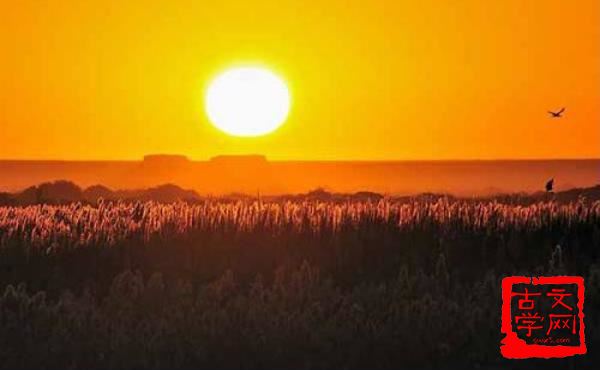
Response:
205,67,290,137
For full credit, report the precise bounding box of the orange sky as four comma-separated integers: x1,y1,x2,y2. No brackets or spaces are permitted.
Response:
1,0,599,160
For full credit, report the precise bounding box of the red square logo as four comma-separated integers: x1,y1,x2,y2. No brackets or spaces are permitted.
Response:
501,276,586,359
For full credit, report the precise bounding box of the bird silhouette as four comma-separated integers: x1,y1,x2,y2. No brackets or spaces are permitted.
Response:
548,107,565,118
545,178,554,192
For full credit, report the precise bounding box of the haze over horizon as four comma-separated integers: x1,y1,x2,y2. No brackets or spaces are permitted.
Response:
1,154,600,162
1,156,598,196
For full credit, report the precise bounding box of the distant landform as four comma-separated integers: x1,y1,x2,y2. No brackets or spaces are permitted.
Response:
0,155,598,196
1,180,599,206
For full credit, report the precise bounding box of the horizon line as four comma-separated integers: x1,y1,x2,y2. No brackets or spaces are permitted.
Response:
0,156,599,163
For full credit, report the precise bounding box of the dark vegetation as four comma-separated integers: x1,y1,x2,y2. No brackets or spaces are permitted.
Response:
2,179,600,206
0,195,599,369
0,181,200,205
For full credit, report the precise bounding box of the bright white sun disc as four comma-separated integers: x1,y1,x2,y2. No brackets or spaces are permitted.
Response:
205,67,290,137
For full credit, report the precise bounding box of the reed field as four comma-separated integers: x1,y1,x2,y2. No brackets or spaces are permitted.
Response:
1,198,599,369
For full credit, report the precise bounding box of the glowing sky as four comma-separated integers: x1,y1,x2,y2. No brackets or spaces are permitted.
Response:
1,0,598,160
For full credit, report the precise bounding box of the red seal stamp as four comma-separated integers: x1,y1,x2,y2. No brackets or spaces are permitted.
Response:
501,276,586,359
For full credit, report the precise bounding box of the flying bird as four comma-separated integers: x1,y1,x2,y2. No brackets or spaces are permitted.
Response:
545,178,554,192
548,108,565,118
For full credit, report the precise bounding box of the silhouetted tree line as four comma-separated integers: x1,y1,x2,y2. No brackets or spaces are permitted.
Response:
1,180,599,207
0,181,200,205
